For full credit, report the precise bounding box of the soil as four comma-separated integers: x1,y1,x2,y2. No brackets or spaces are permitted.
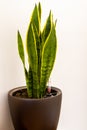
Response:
13,88,57,99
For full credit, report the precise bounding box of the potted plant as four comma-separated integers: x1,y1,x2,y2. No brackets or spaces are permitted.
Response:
8,2,62,130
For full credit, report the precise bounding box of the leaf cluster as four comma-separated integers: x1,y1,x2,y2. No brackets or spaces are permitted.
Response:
17,3,57,98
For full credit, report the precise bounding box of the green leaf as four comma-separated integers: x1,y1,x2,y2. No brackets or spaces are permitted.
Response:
31,4,40,34
17,31,33,97
27,22,40,98
38,2,41,22
32,23,41,83
32,23,40,50
24,67,33,97
40,23,57,94
27,22,38,72
41,11,52,49
17,31,25,65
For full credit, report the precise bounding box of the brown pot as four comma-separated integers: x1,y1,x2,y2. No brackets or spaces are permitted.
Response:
8,86,62,130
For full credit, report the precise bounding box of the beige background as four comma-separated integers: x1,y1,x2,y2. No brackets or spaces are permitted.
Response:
0,0,87,130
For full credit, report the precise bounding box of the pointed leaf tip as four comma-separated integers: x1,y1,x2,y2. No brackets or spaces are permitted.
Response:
17,30,25,65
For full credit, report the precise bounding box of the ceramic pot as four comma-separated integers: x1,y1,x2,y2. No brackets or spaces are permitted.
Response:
8,86,62,130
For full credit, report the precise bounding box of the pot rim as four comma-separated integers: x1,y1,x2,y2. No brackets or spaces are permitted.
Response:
8,86,62,101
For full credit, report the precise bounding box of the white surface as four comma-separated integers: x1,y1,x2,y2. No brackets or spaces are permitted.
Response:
0,0,87,130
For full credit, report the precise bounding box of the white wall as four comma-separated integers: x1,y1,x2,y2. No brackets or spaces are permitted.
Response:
0,0,87,130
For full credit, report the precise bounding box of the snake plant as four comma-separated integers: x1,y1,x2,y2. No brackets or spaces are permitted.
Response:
17,3,57,98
